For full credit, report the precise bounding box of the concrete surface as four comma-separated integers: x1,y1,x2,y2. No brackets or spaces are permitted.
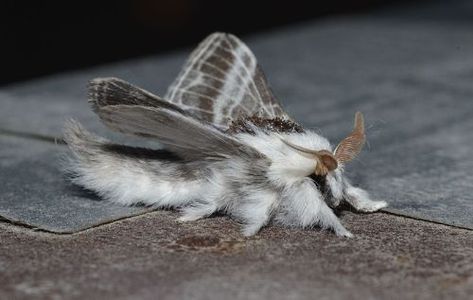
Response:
0,135,153,233
0,210,472,300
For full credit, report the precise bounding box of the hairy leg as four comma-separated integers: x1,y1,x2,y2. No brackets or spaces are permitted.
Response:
178,201,219,222
234,189,279,236
278,179,352,237
344,183,388,212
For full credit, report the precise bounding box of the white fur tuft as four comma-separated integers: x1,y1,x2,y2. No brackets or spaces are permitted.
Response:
237,130,332,184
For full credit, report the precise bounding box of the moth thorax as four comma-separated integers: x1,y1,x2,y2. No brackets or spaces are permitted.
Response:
226,115,304,134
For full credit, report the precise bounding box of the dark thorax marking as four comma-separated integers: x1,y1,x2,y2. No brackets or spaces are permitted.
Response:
226,115,304,134
310,174,328,195
310,174,336,208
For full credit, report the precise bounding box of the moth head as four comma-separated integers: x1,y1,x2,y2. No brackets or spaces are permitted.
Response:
281,112,365,176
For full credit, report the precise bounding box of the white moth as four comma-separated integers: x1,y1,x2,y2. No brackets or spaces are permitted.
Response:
64,32,387,237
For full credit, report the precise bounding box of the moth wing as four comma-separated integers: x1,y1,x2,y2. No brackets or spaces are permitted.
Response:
165,32,289,127
87,77,257,159
94,104,263,160
88,77,187,114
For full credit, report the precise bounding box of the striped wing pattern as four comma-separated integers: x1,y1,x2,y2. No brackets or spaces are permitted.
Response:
165,33,288,127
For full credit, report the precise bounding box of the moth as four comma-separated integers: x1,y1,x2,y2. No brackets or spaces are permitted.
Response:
64,32,387,237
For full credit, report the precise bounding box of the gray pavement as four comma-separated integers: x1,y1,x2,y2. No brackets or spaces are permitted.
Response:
0,135,153,232
1,210,472,300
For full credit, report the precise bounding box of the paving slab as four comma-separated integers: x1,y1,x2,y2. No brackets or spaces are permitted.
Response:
0,135,152,233
1,1,473,231
0,209,472,300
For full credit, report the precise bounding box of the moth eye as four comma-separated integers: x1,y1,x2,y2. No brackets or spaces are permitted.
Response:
319,152,338,172
314,150,337,176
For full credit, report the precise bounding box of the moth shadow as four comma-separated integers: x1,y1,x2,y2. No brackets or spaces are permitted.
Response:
333,202,356,217
102,144,181,161
65,182,102,202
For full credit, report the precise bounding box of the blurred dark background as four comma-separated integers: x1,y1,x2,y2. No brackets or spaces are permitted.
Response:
3,0,424,86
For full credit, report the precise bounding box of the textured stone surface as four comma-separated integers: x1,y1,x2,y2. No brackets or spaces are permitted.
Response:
0,136,152,232
0,210,472,300
1,1,473,231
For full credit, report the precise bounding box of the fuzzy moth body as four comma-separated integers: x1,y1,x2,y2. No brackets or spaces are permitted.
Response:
64,33,387,237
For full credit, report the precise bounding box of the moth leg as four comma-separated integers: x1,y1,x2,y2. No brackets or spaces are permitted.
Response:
238,190,279,237
317,202,353,237
279,179,353,237
178,202,218,222
344,184,388,212
325,169,344,208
